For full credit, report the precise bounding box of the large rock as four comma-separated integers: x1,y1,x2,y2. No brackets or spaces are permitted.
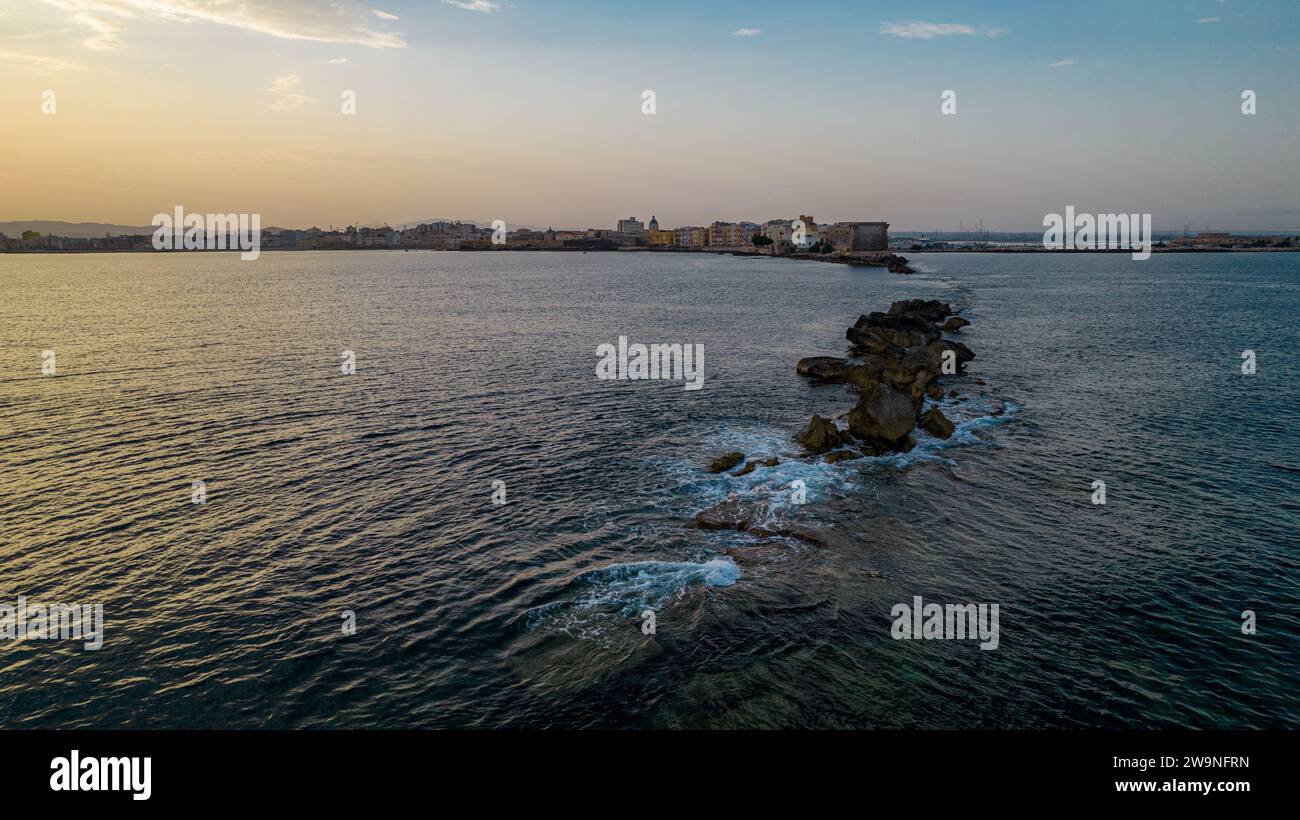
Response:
856,346,941,395
846,327,893,354
795,356,850,381
847,311,941,349
942,317,970,332
889,299,953,322
845,364,881,393
708,452,744,473
796,414,849,454
847,383,917,445
929,339,976,372
919,407,956,439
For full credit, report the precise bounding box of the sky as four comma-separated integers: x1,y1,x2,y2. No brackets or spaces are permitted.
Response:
1,0,1298,231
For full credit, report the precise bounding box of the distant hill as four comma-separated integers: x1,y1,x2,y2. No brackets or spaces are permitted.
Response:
0,221,156,238
2,219,550,237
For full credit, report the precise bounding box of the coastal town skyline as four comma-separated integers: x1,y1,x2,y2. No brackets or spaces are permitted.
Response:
8,209,1296,254
3,0,1298,231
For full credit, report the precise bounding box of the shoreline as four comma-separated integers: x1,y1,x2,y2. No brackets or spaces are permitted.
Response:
6,245,1297,256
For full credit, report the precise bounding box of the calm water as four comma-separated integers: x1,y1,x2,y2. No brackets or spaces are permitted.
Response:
1,250,1297,728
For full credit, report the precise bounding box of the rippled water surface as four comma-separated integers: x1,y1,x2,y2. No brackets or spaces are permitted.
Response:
1,250,1297,728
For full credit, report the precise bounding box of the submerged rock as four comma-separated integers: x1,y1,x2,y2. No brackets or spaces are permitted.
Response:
696,497,827,546
695,496,770,531
824,449,864,464
708,452,744,473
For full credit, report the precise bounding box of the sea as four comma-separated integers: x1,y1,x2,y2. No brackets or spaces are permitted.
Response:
1,249,1296,728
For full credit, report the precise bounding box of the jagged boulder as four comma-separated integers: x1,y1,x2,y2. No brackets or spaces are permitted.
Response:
919,407,956,439
796,415,849,454
942,317,970,332
845,365,881,393
847,311,941,350
796,356,851,381
856,346,941,396
847,383,917,446
847,327,893,354
929,339,976,372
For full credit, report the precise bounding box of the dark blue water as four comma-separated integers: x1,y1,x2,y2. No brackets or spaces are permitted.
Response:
1,250,1296,728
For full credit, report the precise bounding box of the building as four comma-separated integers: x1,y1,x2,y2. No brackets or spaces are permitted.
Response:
673,227,706,248
794,215,819,249
708,221,762,247
647,228,675,246
761,217,819,250
822,221,889,252
617,217,645,235
648,215,659,231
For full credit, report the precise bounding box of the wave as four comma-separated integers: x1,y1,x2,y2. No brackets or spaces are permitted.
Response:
522,557,740,633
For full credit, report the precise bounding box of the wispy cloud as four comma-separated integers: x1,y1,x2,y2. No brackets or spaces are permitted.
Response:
443,0,500,12
327,57,348,64
1048,58,1074,68
731,28,761,37
880,21,1006,39
372,9,398,20
0,48,83,72
268,73,312,110
40,0,406,51
1196,17,1220,24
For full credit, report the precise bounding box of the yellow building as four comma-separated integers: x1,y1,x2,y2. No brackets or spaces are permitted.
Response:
647,229,675,246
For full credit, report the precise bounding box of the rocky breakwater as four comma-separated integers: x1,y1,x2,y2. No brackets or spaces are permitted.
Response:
691,298,974,543
787,252,915,274
794,298,974,460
